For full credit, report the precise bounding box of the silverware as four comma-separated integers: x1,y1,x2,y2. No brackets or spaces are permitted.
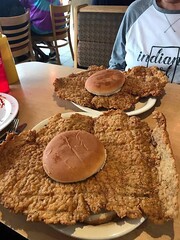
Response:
0,119,27,142
0,118,19,140
10,118,19,133
15,123,27,135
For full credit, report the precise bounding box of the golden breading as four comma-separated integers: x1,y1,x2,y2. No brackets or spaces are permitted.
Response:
91,91,139,110
123,66,168,97
0,111,178,225
54,65,168,111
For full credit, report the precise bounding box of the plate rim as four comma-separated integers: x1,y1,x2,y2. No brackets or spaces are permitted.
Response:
72,97,157,117
0,93,19,131
50,216,146,240
32,111,146,239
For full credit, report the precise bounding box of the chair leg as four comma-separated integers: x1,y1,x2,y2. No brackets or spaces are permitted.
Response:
55,48,61,65
68,31,74,60
33,44,49,62
52,41,61,65
29,43,35,61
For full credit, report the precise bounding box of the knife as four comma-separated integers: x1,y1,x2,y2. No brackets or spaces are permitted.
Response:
15,123,27,135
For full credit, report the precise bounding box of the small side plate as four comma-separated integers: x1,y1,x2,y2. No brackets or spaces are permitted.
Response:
0,93,19,131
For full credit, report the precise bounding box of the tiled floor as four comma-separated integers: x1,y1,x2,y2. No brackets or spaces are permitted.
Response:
49,23,74,67
58,44,74,67
38,42,74,67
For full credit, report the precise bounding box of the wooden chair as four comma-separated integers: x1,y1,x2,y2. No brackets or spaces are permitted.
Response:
32,4,74,65
0,11,35,63
74,5,128,68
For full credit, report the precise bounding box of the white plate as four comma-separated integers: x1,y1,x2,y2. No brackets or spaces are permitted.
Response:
51,217,146,240
32,111,146,239
72,97,157,117
0,93,19,131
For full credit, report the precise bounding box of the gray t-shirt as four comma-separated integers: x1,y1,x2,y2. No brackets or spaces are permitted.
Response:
109,0,180,83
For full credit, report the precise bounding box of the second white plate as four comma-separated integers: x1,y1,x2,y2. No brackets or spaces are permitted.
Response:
72,97,157,117
51,217,146,240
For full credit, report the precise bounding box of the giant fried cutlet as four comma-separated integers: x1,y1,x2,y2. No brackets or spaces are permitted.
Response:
54,65,168,111
123,66,168,97
0,110,178,225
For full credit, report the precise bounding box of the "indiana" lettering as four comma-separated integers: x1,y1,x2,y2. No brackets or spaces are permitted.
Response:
137,49,180,65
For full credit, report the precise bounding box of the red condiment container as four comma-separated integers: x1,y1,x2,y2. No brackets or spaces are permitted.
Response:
0,53,10,93
0,34,19,84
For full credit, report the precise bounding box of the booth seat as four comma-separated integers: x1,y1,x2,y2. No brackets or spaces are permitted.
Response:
74,5,127,68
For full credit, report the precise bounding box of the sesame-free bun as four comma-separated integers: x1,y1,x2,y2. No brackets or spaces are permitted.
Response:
42,130,106,183
85,69,125,96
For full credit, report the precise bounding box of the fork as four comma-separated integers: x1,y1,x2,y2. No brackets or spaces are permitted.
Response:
0,118,19,142
9,118,19,133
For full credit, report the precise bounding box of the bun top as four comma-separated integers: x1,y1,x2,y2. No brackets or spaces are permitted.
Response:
42,130,106,183
85,69,125,96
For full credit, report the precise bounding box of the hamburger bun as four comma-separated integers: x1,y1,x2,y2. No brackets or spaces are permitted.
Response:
85,69,125,96
42,130,106,183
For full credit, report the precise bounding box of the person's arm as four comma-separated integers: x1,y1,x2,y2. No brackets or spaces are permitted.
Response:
109,22,127,70
108,9,131,71
109,0,149,70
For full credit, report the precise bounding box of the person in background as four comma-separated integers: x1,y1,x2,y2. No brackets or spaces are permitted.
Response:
19,0,61,62
92,0,135,5
109,0,180,84
0,0,25,17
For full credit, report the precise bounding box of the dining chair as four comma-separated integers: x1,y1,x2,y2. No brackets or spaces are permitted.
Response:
32,4,74,65
0,11,35,63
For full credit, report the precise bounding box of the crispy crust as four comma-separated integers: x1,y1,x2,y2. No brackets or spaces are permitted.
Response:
91,91,139,110
0,111,178,225
152,111,179,221
54,65,168,111
123,66,168,97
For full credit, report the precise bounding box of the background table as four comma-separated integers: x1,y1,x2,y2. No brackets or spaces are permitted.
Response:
0,62,180,240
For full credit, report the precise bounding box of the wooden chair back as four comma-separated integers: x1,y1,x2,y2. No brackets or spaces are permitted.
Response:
0,11,35,61
32,4,74,65
50,4,71,41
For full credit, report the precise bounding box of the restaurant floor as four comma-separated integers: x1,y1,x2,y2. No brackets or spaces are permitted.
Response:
37,39,74,67
35,43,73,67
48,43,74,67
